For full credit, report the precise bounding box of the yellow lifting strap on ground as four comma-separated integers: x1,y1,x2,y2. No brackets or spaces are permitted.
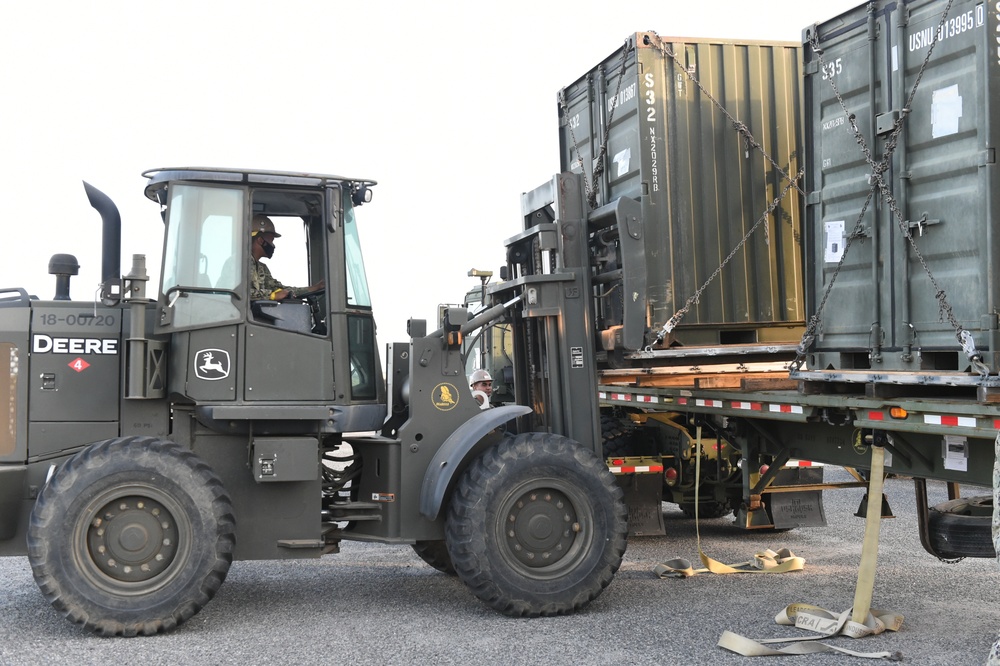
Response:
653,426,805,578
654,547,804,578
716,445,905,661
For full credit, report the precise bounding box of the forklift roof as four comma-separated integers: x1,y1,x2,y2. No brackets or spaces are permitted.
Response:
141,167,376,203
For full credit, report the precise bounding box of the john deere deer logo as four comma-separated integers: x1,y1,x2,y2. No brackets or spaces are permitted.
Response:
195,349,230,381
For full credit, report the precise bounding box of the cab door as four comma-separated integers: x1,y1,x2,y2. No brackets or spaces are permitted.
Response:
242,194,334,403
243,322,333,401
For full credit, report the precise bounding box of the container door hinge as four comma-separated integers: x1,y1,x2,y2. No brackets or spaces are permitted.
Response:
806,191,822,206
876,110,900,135
981,148,996,166
869,322,884,365
804,60,819,76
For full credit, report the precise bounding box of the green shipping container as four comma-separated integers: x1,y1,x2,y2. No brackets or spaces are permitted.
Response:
558,32,805,349
801,0,1000,379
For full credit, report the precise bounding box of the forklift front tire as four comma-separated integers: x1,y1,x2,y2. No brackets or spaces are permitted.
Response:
445,432,627,617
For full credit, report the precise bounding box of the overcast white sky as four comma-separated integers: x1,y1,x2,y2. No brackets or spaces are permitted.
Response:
0,0,861,351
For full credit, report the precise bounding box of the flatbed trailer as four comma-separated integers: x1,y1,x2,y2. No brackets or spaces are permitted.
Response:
600,376,996,483
598,370,997,559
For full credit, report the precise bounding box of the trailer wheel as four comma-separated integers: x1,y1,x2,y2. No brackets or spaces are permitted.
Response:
412,540,456,575
601,415,637,458
680,500,732,519
927,495,996,559
27,437,235,636
445,432,628,617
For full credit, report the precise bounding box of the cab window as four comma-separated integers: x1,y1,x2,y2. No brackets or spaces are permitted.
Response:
343,204,371,308
248,189,327,335
160,184,242,329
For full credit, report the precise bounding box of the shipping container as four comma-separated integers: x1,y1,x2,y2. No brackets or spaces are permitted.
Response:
558,32,805,350
800,0,1000,382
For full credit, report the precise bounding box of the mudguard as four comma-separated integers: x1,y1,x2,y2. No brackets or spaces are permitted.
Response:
419,405,531,520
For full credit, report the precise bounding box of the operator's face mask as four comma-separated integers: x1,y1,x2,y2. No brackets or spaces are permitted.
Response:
259,236,275,259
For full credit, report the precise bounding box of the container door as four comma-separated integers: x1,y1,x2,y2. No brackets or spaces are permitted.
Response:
804,0,999,373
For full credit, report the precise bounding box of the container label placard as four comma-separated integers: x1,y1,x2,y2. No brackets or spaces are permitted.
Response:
931,84,963,138
943,435,968,472
824,220,846,263
614,148,631,177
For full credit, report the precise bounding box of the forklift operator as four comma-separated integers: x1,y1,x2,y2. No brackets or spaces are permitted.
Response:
249,214,321,300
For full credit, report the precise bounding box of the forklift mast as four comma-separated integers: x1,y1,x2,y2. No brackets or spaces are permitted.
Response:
489,172,642,453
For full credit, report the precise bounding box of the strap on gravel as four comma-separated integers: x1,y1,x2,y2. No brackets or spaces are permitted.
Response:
654,547,804,578
716,604,903,659
717,446,905,660
654,426,805,578
654,429,903,658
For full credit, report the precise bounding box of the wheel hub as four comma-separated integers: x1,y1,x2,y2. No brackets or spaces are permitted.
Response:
87,496,178,582
504,489,580,568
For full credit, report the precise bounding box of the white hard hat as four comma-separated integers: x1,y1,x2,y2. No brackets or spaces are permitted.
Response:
469,369,492,384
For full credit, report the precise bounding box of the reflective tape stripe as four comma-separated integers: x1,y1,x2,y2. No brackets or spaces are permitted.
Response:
923,414,976,428
608,465,664,474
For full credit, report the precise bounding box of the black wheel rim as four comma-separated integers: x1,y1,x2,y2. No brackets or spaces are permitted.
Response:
74,483,193,595
495,477,594,579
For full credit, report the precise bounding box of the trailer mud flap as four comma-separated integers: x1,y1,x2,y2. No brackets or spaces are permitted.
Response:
740,466,828,530
773,466,827,529
768,490,827,529
615,473,665,536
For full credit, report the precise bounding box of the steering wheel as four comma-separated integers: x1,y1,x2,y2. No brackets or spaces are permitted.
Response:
297,288,326,333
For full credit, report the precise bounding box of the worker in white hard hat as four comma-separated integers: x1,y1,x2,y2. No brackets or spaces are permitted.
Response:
469,369,493,407
249,214,322,300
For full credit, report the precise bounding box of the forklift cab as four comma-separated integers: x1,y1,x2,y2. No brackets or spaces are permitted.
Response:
143,168,384,432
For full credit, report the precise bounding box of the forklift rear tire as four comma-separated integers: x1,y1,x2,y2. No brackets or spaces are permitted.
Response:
445,432,628,617
412,540,456,575
927,495,996,559
27,436,236,636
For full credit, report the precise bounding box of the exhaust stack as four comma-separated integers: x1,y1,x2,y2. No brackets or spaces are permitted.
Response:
83,181,122,305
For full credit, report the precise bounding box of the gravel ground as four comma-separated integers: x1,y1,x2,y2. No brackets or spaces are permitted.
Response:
1,469,998,665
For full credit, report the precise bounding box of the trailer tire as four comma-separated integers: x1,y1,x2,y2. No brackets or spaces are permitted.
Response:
412,541,456,575
27,437,235,636
927,495,996,559
680,501,732,519
601,415,637,458
445,432,628,617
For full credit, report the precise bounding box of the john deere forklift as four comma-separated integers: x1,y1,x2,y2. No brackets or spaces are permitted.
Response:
0,168,630,635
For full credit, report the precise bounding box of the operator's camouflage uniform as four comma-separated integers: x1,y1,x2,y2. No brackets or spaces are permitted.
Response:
249,258,300,300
